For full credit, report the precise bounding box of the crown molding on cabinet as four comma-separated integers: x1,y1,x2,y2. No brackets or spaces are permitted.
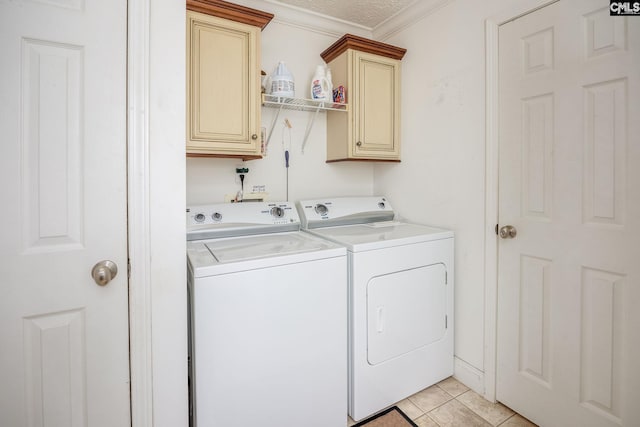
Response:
320,34,407,63
187,0,274,29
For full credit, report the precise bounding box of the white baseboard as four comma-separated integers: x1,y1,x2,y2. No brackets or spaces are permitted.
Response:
453,357,485,397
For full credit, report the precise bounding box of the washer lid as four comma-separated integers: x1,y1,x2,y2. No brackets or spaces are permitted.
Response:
188,231,345,276
308,221,453,252
205,232,338,263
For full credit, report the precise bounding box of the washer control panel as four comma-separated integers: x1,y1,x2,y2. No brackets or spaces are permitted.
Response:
187,202,298,227
186,202,300,240
296,196,394,229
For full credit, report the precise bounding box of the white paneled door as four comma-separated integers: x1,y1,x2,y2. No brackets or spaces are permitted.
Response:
497,1,639,426
0,1,130,426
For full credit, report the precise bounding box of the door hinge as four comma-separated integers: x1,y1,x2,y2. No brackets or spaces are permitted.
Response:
127,258,131,279
495,223,499,235
445,271,448,285
445,315,448,329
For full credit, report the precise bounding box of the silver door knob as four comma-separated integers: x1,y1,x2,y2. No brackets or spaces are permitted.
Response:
91,260,118,286
499,225,517,239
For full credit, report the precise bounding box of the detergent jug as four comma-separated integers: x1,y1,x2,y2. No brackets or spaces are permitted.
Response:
270,62,295,97
310,65,332,101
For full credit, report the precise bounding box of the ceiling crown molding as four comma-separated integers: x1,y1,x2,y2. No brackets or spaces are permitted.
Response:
373,0,454,41
230,0,372,38
185,0,452,44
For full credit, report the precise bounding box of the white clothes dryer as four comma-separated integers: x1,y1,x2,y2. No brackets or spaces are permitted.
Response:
187,202,347,427
297,196,454,422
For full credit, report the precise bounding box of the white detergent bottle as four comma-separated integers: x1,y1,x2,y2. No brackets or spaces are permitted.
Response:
310,65,331,100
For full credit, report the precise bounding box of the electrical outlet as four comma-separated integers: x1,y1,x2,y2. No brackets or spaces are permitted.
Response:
235,165,249,185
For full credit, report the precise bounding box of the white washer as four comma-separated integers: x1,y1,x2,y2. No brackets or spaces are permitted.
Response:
187,202,347,427
297,196,454,421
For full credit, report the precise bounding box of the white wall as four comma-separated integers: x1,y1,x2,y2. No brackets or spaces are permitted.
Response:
186,7,374,205
373,0,517,392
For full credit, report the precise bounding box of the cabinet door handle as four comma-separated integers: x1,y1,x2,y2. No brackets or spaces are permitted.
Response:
251,134,258,140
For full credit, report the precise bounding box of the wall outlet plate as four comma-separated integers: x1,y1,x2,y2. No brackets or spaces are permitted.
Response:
224,192,269,203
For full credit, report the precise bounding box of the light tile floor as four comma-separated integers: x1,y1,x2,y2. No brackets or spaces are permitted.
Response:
347,377,538,427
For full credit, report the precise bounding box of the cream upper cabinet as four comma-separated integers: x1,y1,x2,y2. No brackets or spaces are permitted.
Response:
186,1,272,159
323,35,406,162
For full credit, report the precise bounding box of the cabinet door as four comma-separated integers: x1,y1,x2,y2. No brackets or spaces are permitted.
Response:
353,51,400,159
187,12,260,156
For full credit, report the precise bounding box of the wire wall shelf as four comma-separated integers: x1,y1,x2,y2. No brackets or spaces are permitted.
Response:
261,94,348,153
262,94,348,112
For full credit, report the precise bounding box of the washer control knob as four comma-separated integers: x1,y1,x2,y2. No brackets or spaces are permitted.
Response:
314,204,328,215
378,202,386,209
270,206,285,218
212,212,222,221
194,213,206,223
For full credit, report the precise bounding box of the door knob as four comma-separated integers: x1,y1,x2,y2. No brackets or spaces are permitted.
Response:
499,225,517,239
91,260,118,286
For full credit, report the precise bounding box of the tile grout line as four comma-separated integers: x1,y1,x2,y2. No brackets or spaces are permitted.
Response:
409,383,461,426
496,413,517,426
429,385,501,427
453,390,499,426
425,411,443,426
454,390,524,427
408,383,457,418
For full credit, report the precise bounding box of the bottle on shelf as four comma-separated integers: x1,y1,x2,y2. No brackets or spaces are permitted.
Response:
310,65,332,101
270,62,295,98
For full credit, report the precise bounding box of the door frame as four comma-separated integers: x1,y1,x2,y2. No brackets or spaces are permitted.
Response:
483,0,558,403
127,1,188,425
128,0,154,425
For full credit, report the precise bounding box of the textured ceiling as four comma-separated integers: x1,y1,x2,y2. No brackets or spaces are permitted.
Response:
273,0,418,28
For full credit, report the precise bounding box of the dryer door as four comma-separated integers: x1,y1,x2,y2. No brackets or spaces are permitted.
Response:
367,263,447,365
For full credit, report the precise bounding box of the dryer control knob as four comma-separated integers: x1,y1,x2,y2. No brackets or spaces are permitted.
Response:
194,213,206,223
212,212,222,221
314,204,328,215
